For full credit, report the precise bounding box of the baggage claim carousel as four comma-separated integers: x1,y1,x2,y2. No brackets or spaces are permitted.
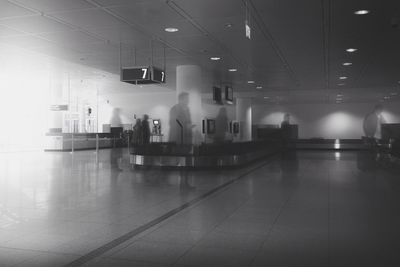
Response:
130,140,283,168
130,137,400,168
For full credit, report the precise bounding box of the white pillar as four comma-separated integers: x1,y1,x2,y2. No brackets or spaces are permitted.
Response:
173,65,203,144
236,98,252,141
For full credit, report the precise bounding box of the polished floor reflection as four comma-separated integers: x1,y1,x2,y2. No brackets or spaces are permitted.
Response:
0,149,399,266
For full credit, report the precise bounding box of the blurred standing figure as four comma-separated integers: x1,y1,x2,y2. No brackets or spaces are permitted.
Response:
142,114,151,144
132,118,142,145
169,92,195,144
363,104,386,139
281,113,290,128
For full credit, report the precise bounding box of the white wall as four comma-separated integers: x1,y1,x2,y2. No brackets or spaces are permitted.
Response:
253,102,400,139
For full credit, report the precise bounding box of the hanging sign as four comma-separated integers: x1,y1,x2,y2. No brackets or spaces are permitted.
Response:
121,66,166,85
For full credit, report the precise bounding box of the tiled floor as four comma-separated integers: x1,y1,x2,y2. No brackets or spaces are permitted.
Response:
1,149,400,266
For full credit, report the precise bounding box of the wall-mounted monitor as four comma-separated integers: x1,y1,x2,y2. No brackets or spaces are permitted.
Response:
229,121,240,134
207,119,216,134
152,67,166,83
213,86,222,104
202,119,216,134
225,86,233,104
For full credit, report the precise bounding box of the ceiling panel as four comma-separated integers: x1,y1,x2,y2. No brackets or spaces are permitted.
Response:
0,24,23,36
0,15,73,34
39,30,103,45
93,0,160,7
0,0,35,19
12,0,94,13
172,0,244,19
0,34,54,49
252,0,325,89
51,8,126,29
87,26,149,46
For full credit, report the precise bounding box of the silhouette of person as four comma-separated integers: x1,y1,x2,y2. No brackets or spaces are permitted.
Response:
169,92,195,144
363,104,386,139
132,118,142,146
142,114,151,144
109,108,123,170
214,107,228,143
281,113,290,128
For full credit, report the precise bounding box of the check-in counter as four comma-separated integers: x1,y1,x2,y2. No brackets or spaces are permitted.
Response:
44,133,115,151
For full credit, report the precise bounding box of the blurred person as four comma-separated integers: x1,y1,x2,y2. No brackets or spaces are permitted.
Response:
363,104,386,139
169,92,195,144
281,113,291,128
132,118,142,145
142,114,151,144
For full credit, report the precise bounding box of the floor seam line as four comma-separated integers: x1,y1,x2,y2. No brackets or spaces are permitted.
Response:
62,155,279,267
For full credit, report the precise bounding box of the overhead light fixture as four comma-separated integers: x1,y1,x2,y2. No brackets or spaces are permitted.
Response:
247,80,255,84
228,68,237,72
264,96,269,99
390,92,398,96
256,86,263,89
346,48,358,53
337,94,344,97
343,62,353,66
339,76,348,80
165,27,179,33
225,23,233,28
338,83,346,86
210,57,221,61
354,10,370,15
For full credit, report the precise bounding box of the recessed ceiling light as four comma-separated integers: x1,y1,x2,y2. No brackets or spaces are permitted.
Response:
339,76,348,80
390,92,398,96
165,27,179,32
343,62,353,66
210,57,221,61
354,10,370,15
256,86,263,89
225,23,233,28
384,96,390,100
337,94,344,97
264,96,269,99
346,48,358,53
228,68,237,72
338,83,346,86
248,80,255,84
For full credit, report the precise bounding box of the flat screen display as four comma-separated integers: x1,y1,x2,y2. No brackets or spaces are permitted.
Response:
153,119,160,125
207,119,216,134
152,67,166,83
121,67,151,81
225,86,233,103
213,86,222,104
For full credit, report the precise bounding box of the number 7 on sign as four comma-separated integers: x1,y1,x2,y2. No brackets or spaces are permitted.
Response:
141,68,148,79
